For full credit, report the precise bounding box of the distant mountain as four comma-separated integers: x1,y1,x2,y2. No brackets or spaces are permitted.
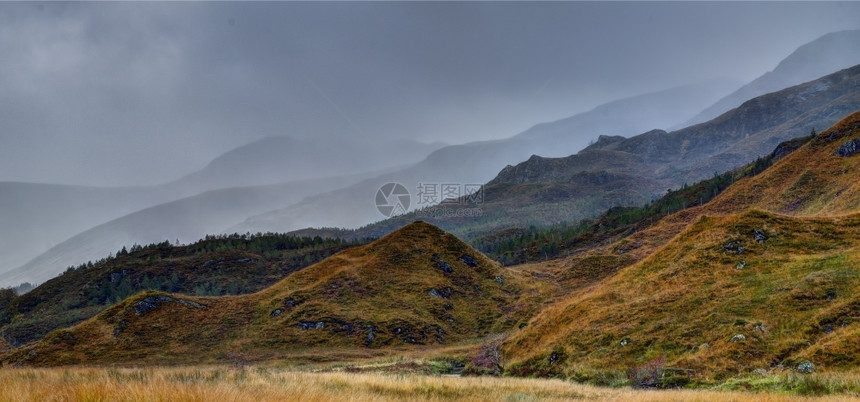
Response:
226,79,738,235
0,183,177,274
0,137,442,285
165,137,446,194
685,30,860,126
2,222,537,365
0,172,377,288
234,65,860,242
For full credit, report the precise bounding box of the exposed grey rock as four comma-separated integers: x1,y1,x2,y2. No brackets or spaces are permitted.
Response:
797,360,815,374
297,321,325,330
458,254,479,268
495,276,504,284
723,241,744,254
834,138,860,157
753,229,768,243
132,298,159,316
428,287,452,299
435,260,453,274
129,295,205,316
735,260,746,270
270,309,283,318
730,334,746,342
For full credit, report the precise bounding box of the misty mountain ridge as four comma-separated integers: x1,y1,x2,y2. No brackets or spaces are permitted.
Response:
231,64,860,241
0,76,730,287
685,29,860,126
225,78,737,235
165,136,447,193
0,137,444,286
0,172,388,288
276,64,860,247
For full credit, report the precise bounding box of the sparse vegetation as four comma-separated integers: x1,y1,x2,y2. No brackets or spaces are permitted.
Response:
1,366,853,401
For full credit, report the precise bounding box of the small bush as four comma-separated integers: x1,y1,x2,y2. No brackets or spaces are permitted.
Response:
464,335,504,376
626,355,666,388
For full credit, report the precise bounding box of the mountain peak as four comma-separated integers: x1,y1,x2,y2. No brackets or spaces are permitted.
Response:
686,30,860,126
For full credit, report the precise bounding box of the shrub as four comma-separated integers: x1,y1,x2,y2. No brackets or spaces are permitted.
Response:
464,335,504,376
626,355,666,388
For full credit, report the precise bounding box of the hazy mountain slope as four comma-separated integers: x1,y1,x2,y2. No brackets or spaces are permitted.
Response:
1,222,540,366
165,137,446,194
510,78,741,158
686,30,860,126
0,234,363,347
226,80,738,235
0,173,371,288
0,137,442,283
0,183,178,274
248,66,860,243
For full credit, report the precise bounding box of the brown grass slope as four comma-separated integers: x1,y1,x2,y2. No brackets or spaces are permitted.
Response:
600,110,860,264
504,112,860,379
1,222,542,366
506,209,860,379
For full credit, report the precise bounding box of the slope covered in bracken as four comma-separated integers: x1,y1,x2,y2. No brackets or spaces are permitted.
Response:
1,222,542,366
504,112,860,379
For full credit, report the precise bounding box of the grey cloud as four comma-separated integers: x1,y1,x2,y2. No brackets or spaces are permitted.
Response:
0,2,858,186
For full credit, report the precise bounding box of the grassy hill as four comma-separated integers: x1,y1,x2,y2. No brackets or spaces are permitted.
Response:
0,234,364,347
595,110,860,266
0,222,542,366
503,111,860,380
505,210,860,380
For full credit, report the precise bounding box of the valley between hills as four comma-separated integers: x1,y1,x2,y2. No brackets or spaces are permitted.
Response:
3,111,860,400
3,24,860,400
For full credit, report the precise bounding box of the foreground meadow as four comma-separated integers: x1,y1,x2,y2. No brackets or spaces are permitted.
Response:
1,366,859,401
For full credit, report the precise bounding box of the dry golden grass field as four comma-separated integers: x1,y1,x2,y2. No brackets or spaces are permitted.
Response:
1,365,859,402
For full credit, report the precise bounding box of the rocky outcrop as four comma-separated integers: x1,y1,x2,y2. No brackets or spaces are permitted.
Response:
834,138,860,157
130,296,205,317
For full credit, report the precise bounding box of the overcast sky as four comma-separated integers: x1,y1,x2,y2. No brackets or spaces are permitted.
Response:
1,2,858,186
